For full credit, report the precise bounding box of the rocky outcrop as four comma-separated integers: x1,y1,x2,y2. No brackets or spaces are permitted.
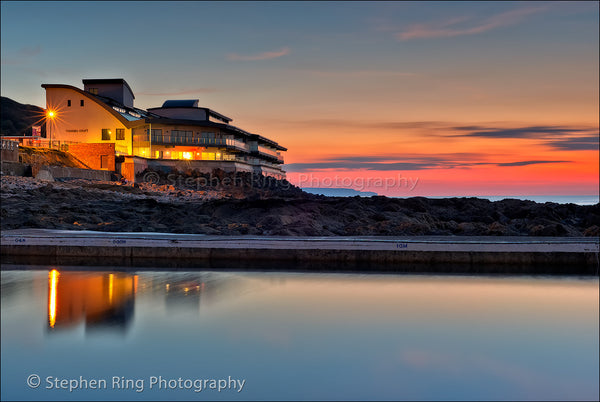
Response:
2,175,598,236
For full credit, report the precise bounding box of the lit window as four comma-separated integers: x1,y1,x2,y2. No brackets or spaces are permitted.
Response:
116,128,125,140
89,88,98,95
182,152,192,160
102,129,111,140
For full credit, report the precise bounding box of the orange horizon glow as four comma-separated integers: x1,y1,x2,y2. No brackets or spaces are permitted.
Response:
272,119,599,196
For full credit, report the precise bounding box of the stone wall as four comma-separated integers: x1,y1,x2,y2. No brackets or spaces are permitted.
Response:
36,166,113,181
119,157,277,182
0,161,29,176
68,143,115,171
119,156,148,182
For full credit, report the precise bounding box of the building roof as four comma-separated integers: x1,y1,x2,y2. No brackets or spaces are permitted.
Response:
82,79,135,99
41,84,147,129
148,104,233,124
161,99,199,108
250,134,288,151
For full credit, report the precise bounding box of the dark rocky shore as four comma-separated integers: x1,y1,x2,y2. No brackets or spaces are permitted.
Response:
2,173,598,237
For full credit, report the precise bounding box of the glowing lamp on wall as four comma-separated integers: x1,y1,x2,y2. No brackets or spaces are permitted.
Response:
47,110,56,118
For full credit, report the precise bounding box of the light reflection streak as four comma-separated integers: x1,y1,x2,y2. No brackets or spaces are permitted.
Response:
108,273,114,304
48,269,59,328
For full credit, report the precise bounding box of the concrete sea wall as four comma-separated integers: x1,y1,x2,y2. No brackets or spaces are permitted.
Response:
2,230,598,275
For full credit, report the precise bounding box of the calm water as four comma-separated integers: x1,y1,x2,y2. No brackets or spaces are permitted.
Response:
1,267,598,401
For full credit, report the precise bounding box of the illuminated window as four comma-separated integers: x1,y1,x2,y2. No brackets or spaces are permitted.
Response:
182,152,192,160
89,88,98,95
101,129,111,140
67,100,71,107
116,128,125,140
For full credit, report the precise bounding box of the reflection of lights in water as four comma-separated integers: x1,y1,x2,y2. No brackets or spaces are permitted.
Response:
49,270,59,328
166,284,170,291
109,274,114,304
134,275,138,294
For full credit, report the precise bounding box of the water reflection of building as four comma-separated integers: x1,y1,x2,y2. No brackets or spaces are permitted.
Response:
47,270,137,333
137,272,263,311
165,279,204,311
45,270,271,332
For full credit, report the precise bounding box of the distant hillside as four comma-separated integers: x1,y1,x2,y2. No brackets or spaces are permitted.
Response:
302,187,378,197
1,96,46,137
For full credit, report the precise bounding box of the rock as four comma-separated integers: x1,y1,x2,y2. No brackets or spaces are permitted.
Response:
583,225,599,237
35,169,54,182
2,174,599,236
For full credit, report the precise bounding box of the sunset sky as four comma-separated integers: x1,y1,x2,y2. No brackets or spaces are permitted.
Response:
1,1,598,196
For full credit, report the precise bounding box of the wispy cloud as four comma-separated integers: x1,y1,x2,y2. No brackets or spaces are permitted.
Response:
1,45,42,65
286,161,437,172
497,160,571,167
396,6,546,40
227,47,290,61
451,125,593,139
137,88,217,96
285,154,572,172
449,125,599,151
546,136,599,151
286,153,474,172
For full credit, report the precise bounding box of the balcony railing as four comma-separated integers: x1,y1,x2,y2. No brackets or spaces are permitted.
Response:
257,145,283,162
150,134,248,151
